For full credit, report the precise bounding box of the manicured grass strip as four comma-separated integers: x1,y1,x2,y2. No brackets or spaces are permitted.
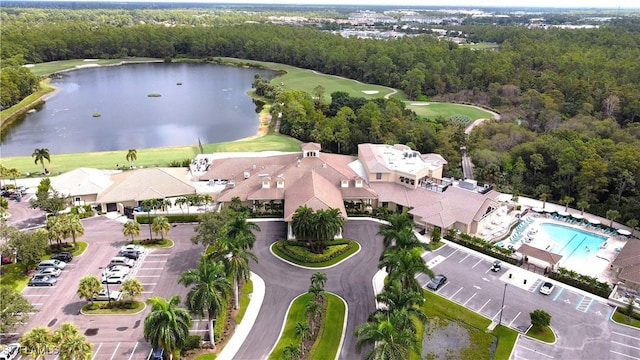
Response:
308,293,346,360
193,354,216,360
493,325,520,360
0,80,54,126
81,300,145,315
214,298,229,346
422,289,490,329
26,58,162,77
268,292,345,360
128,238,174,248
72,241,88,256
236,279,253,324
0,262,30,291
612,309,640,328
526,325,556,343
271,240,360,268
405,102,494,121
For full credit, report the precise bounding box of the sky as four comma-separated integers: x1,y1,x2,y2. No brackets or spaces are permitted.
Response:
39,0,637,9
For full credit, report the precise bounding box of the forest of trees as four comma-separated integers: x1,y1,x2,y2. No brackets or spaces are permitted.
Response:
1,7,639,224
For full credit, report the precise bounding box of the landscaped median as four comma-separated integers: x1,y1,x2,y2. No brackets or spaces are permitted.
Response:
270,239,360,268
81,300,146,315
269,292,346,360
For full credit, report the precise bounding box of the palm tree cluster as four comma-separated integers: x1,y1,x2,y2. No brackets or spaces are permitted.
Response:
46,213,84,248
144,296,192,360
20,323,93,360
291,205,344,253
355,211,434,360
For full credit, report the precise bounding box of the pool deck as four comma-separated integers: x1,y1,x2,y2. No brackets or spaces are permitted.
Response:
479,211,628,285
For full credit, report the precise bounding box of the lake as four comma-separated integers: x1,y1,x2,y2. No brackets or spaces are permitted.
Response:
0,62,276,157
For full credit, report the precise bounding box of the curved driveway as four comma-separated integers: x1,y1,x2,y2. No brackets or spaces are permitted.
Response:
233,220,383,360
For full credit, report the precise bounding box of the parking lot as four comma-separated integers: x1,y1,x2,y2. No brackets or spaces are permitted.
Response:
14,217,204,360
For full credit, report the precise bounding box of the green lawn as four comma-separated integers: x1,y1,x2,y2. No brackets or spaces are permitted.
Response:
193,354,216,360
417,290,518,360
26,58,162,77
81,300,145,315
526,325,556,343
612,309,640,328
235,279,253,324
269,292,345,360
0,262,30,290
405,102,495,121
128,238,174,249
215,57,400,102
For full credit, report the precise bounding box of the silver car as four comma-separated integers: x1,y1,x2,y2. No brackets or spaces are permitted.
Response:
37,259,67,270
35,267,62,277
28,275,57,287
92,289,122,301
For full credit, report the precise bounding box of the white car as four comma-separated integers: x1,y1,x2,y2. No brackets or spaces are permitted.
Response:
120,244,145,254
102,271,129,284
0,342,20,360
36,259,67,270
35,267,62,277
109,256,135,268
92,289,122,301
540,281,555,295
104,265,131,275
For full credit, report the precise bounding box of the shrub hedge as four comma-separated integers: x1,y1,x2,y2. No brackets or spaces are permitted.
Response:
446,231,518,265
70,204,93,219
136,213,200,224
549,267,611,298
275,239,355,264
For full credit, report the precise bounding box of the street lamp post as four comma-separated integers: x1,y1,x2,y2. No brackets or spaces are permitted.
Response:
99,267,112,305
498,283,507,326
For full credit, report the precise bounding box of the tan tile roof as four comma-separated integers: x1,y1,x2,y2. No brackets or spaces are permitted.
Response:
284,171,347,221
612,239,640,269
517,244,563,265
358,143,390,173
51,168,114,196
422,153,448,165
97,168,195,203
619,263,640,284
301,142,321,151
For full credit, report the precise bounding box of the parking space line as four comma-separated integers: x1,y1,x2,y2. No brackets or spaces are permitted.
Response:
610,350,640,359
449,287,463,299
138,268,164,270
471,258,483,269
583,298,594,312
136,275,161,278
576,295,586,310
508,311,521,327
458,253,471,263
141,283,157,286
110,343,121,360
23,294,51,297
552,287,564,301
142,291,153,294
32,303,44,306
519,346,554,358
145,260,167,263
445,249,459,258
478,299,491,312
612,341,640,351
491,308,503,321
463,293,477,306
190,329,208,332
613,331,640,341
91,343,103,360
146,254,170,256
128,342,139,360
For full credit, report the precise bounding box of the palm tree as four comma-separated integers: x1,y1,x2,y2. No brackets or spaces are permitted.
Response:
310,272,327,289
211,237,258,310
305,299,321,331
54,323,93,360
314,208,344,253
144,296,192,360
151,216,170,240
381,227,428,257
123,220,141,242
376,281,427,324
121,278,144,301
63,214,84,247
291,205,316,244
32,148,51,174
178,256,231,346
355,311,421,360
308,282,324,301
20,326,54,360
606,209,620,228
224,213,261,249
282,343,301,360
295,321,312,354
561,196,574,212
577,200,590,215
126,149,137,168
379,247,434,292
378,211,414,248
174,197,187,214
77,275,103,305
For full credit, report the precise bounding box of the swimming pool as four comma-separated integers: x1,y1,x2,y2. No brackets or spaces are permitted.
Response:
539,223,607,271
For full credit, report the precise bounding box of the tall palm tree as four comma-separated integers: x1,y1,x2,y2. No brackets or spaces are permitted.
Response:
174,197,187,214
20,326,54,359
224,213,261,249
121,278,144,301
378,211,414,248
291,205,316,243
211,237,258,310
282,343,301,360
77,275,103,305
144,296,192,360
123,220,141,242
310,272,327,289
32,148,51,174
375,281,427,326
313,208,344,253
54,323,93,360
63,214,84,247
380,227,428,258
126,149,137,168
355,311,421,360
379,247,434,292
151,216,170,240
295,321,312,354
305,299,321,331
178,256,231,346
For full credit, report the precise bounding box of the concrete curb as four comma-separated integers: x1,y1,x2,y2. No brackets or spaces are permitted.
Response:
268,241,362,270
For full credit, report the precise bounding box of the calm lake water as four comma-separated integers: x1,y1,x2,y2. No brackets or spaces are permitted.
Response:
0,63,275,157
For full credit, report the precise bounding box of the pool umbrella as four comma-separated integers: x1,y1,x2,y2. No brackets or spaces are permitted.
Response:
587,218,601,225
617,229,631,236
532,207,544,213
557,211,569,217
571,213,584,219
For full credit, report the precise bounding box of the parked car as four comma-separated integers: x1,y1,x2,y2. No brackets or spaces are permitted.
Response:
149,347,164,360
0,342,20,360
491,260,502,272
92,289,122,301
51,251,73,262
109,256,135,268
104,265,131,275
121,244,145,254
102,271,129,284
540,281,555,295
426,274,448,290
37,259,67,270
118,250,140,260
35,267,62,277
28,275,57,287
